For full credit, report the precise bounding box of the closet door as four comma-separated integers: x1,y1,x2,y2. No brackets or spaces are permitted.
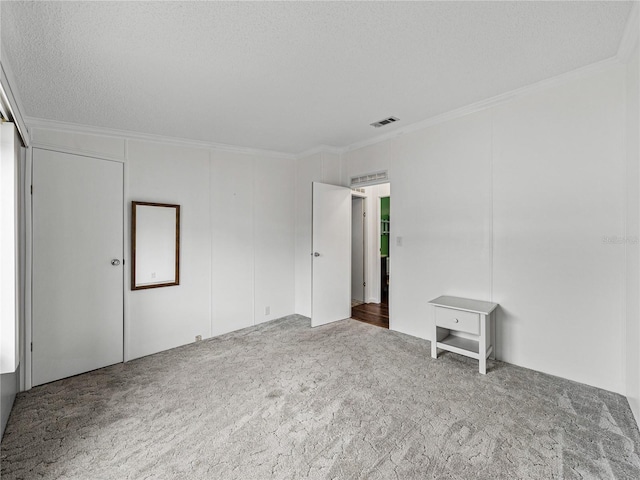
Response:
32,149,123,386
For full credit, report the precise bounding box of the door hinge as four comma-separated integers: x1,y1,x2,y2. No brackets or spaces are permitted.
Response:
30,185,33,195
123,259,125,265
363,212,366,217
363,282,366,287
30,342,33,352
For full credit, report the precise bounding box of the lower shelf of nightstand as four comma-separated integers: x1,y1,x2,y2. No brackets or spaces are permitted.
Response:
436,334,493,361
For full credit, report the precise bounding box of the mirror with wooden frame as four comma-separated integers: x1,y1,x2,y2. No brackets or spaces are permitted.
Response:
131,201,180,290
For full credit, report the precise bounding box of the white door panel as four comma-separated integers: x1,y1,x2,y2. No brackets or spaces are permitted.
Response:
312,182,351,327
32,149,123,386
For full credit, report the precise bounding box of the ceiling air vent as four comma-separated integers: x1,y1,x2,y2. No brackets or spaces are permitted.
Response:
350,170,389,187
370,116,399,128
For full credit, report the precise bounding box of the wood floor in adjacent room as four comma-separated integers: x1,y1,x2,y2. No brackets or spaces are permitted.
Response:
351,302,389,329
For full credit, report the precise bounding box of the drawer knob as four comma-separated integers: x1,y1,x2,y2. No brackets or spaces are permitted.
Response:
453,318,459,323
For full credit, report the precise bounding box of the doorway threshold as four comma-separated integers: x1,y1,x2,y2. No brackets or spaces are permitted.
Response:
351,302,389,329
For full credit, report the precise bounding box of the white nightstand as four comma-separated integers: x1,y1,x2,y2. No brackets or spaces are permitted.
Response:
428,296,499,374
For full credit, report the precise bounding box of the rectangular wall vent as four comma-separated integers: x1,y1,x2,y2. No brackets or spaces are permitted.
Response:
350,170,389,187
370,116,399,128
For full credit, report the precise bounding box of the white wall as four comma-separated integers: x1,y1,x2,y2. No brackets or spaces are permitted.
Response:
294,152,341,317
492,67,625,392
211,151,295,336
127,140,212,360
341,142,392,187
341,65,627,394
210,152,253,335
626,44,640,422
253,155,296,325
24,129,296,366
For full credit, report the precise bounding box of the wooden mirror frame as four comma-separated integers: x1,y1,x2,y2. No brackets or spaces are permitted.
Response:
131,201,180,290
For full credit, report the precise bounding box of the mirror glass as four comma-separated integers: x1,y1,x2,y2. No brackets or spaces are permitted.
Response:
131,201,180,290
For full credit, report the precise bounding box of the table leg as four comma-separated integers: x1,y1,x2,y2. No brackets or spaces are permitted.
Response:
431,328,438,359
490,310,496,360
479,314,487,374
431,306,438,359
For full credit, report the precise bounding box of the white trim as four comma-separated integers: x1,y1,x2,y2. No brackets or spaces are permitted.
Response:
23,147,32,391
30,143,127,164
617,2,640,63
0,93,9,121
343,57,622,154
17,142,27,390
122,145,131,362
24,116,296,160
296,144,342,160
207,149,213,338
0,48,30,147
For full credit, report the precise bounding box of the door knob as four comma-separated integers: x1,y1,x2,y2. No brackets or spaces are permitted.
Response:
111,259,121,266
313,252,320,257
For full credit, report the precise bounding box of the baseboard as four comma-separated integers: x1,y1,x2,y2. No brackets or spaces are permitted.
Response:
1,365,19,439
628,395,640,430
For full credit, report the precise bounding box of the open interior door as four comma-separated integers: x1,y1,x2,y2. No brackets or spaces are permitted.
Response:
311,182,351,327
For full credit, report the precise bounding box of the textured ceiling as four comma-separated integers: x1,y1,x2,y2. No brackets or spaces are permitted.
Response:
0,1,634,154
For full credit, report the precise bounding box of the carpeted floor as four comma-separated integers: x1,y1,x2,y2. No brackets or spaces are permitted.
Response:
1,315,639,479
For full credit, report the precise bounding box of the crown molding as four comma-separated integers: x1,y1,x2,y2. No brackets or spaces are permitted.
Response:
25,116,296,160
0,47,30,146
295,144,343,160
343,56,622,154
617,2,639,63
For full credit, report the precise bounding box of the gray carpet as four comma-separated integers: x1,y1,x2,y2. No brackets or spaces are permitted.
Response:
1,315,639,479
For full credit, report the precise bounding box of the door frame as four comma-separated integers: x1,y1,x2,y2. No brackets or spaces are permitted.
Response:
348,180,391,325
379,194,391,304
359,183,391,305
23,146,127,391
351,193,367,304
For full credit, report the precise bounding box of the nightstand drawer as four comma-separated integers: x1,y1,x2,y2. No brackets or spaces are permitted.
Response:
435,307,479,335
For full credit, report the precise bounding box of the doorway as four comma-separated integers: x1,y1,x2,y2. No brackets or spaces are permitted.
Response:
351,183,390,329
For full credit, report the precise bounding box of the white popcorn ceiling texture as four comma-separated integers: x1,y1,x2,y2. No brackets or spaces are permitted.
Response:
0,1,633,154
